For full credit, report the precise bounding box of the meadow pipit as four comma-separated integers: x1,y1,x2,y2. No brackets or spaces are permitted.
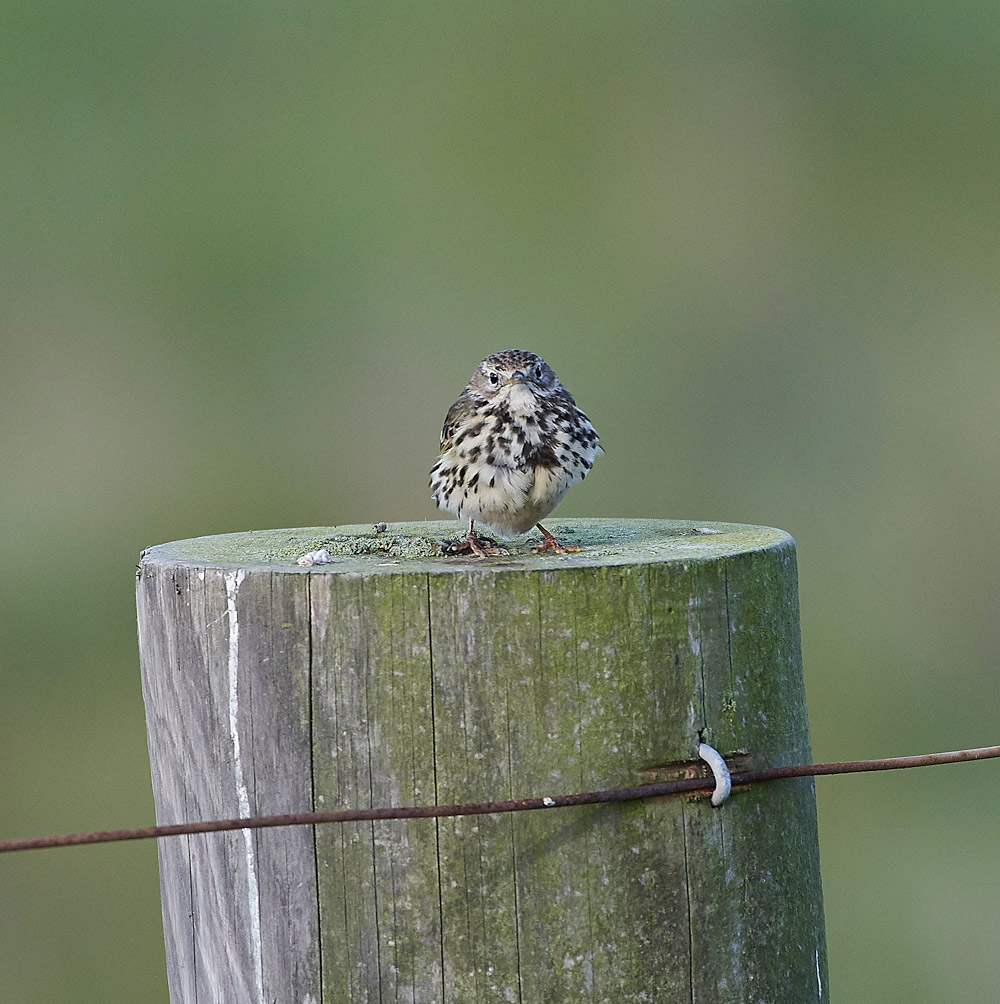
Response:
430,349,602,556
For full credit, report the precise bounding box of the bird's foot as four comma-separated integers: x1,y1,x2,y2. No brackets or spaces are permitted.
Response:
440,531,505,557
531,524,581,554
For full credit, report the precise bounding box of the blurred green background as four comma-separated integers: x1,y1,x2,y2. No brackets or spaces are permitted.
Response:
2,2,998,1001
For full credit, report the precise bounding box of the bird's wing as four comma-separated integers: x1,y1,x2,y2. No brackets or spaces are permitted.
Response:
439,394,478,452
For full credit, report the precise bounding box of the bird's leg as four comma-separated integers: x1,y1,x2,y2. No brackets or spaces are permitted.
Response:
531,523,581,554
441,520,504,557
466,520,504,557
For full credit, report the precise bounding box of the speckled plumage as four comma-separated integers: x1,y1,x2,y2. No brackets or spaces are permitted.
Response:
430,350,602,554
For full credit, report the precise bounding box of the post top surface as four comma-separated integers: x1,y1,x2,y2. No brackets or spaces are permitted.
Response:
139,519,793,575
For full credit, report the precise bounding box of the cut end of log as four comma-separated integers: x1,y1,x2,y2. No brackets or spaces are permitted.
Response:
138,518,793,575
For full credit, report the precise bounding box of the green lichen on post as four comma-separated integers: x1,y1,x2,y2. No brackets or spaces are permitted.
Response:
141,518,793,574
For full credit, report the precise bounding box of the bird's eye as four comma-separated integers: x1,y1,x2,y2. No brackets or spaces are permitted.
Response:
489,371,499,385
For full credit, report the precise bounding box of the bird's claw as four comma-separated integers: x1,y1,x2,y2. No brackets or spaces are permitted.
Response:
439,534,505,557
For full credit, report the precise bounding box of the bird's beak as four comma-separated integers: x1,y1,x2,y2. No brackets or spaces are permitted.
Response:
505,371,527,386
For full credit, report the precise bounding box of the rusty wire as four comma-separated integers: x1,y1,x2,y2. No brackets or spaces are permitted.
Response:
0,744,996,855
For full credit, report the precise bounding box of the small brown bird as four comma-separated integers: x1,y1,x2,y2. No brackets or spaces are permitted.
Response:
430,349,602,556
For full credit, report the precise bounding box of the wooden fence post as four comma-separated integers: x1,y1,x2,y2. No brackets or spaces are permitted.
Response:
137,518,829,1004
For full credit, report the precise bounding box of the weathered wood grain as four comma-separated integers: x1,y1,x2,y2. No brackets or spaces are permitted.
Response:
139,565,319,1004
137,518,829,1004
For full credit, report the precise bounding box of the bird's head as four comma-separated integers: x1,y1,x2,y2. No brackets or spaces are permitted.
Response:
470,349,560,399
